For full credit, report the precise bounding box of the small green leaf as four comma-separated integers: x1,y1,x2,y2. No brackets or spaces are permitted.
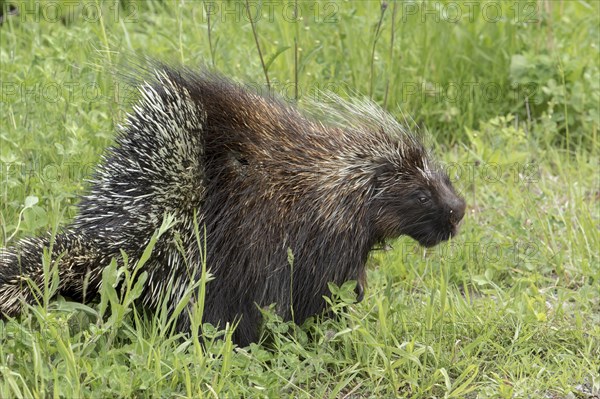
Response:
24,195,39,208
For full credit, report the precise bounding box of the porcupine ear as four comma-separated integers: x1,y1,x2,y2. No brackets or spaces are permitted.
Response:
373,161,395,180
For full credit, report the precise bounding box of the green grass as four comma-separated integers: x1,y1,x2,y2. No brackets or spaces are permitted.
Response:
0,0,599,397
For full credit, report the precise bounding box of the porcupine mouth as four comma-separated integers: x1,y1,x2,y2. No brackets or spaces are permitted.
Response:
414,225,458,248
417,235,446,248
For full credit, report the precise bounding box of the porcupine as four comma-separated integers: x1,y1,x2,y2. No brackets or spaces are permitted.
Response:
0,66,466,346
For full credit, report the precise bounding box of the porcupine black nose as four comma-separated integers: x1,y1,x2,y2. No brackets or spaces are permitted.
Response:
449,196,466,226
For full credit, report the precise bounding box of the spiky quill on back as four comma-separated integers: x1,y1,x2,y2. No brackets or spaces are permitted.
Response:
0,66,465,346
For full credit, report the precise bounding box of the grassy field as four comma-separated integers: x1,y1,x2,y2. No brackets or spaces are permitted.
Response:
0,0,598,397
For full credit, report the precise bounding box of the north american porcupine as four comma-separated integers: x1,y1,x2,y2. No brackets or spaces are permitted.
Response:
0,66,465,346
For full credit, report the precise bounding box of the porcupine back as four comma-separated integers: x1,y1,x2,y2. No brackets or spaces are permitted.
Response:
0,66,465,346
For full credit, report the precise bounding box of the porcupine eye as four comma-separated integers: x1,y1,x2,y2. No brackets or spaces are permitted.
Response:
413,190,432,205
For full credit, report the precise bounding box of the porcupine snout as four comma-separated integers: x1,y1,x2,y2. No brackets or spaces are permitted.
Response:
448,192,466,234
